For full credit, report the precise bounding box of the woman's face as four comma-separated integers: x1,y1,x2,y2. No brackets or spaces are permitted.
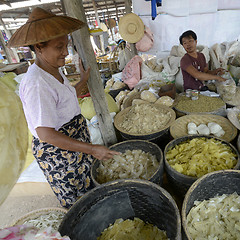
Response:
37,35,69,68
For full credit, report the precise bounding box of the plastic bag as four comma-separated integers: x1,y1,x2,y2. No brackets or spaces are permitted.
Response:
87,112,116,145
215,72,236,101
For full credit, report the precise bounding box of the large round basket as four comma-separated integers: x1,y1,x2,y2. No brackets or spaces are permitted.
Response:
170,114,237,142
59,179,181,240
164,135,240,196
91,140,164,186
173,94,226,117
182,170,240,240
114,103,176,141
238,134,240,153
122,91,141,109
12,207,68,228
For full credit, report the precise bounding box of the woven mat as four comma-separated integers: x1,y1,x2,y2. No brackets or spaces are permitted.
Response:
0,182,61,229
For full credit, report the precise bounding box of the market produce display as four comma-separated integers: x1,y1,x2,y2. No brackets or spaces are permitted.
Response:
119,103,172,134
19,210,66,232
187,122,225,137
174,95,225,113
166,137,238,178
186,192,240,240
97,217,169,240
96,149,159,183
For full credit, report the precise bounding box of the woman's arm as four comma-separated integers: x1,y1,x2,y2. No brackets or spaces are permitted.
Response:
74,58,90,98
185,65,226,82
36,126,119,160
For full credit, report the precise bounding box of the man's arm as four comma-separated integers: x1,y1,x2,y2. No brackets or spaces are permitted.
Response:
185,65,226,82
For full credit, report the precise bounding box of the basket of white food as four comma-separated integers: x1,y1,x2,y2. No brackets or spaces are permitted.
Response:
91,140,164,186
182,170,240,240
59,179,182,240
170,114,237,142
12,207,68,232
114,103,176,141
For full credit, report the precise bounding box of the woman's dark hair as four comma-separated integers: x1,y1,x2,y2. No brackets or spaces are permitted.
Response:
28,41,48,53
179,30,197,45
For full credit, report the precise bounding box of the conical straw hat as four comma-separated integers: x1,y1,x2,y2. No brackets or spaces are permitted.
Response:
8,7,85,48
119,13,144,43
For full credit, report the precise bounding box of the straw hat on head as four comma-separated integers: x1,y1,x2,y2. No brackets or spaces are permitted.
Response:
119,13,144,43
8,7,85,48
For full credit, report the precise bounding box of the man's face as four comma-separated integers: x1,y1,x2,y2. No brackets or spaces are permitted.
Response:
182,36,197,54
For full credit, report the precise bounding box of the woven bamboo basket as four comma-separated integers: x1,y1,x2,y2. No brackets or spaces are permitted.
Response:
170,114,237,142
122,92,141,109
114,103,176,141
182,170,240,240
12,207,68,229
237,134,240,153
91,140,164,186
164,135,240,196
173,94,226,117
59,179,181,240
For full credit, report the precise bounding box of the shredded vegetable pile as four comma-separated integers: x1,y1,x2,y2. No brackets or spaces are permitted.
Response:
98,217,169,240
119,104,171,134
186,192,240,240
96,149,159,183
166,138,237,177
22,211,66,232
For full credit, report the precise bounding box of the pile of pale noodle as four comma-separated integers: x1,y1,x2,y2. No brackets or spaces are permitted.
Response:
186,192,240,240
119,104,171,134
96,149,159,183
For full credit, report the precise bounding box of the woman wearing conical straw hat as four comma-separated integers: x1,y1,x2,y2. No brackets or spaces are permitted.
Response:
8,7,119,209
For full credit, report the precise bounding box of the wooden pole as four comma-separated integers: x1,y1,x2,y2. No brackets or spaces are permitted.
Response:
0,17,19,62
104,0,114,41
0,30,12,63
113,0,119,22
92,0,105,54
124,0,138,57
62,0,117,146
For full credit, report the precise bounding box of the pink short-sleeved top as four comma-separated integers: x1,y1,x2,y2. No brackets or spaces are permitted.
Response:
180,52,207,91
19,63,81,138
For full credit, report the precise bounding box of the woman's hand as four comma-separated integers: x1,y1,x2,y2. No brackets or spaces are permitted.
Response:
79,58,90,83
91,145,120,161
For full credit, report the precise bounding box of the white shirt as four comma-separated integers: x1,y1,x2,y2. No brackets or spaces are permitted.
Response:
19,63,81,138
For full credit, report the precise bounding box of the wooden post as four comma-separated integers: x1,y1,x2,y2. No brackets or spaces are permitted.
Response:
124,0,138,57
92,0,105,54
104,0,114,41
113,0,119,22
0,17,19,62
62,0,117,146
0,30,12,63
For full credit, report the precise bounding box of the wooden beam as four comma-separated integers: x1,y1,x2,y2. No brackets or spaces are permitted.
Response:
0,30,12,63
62,0,117,146
0,16,19,62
